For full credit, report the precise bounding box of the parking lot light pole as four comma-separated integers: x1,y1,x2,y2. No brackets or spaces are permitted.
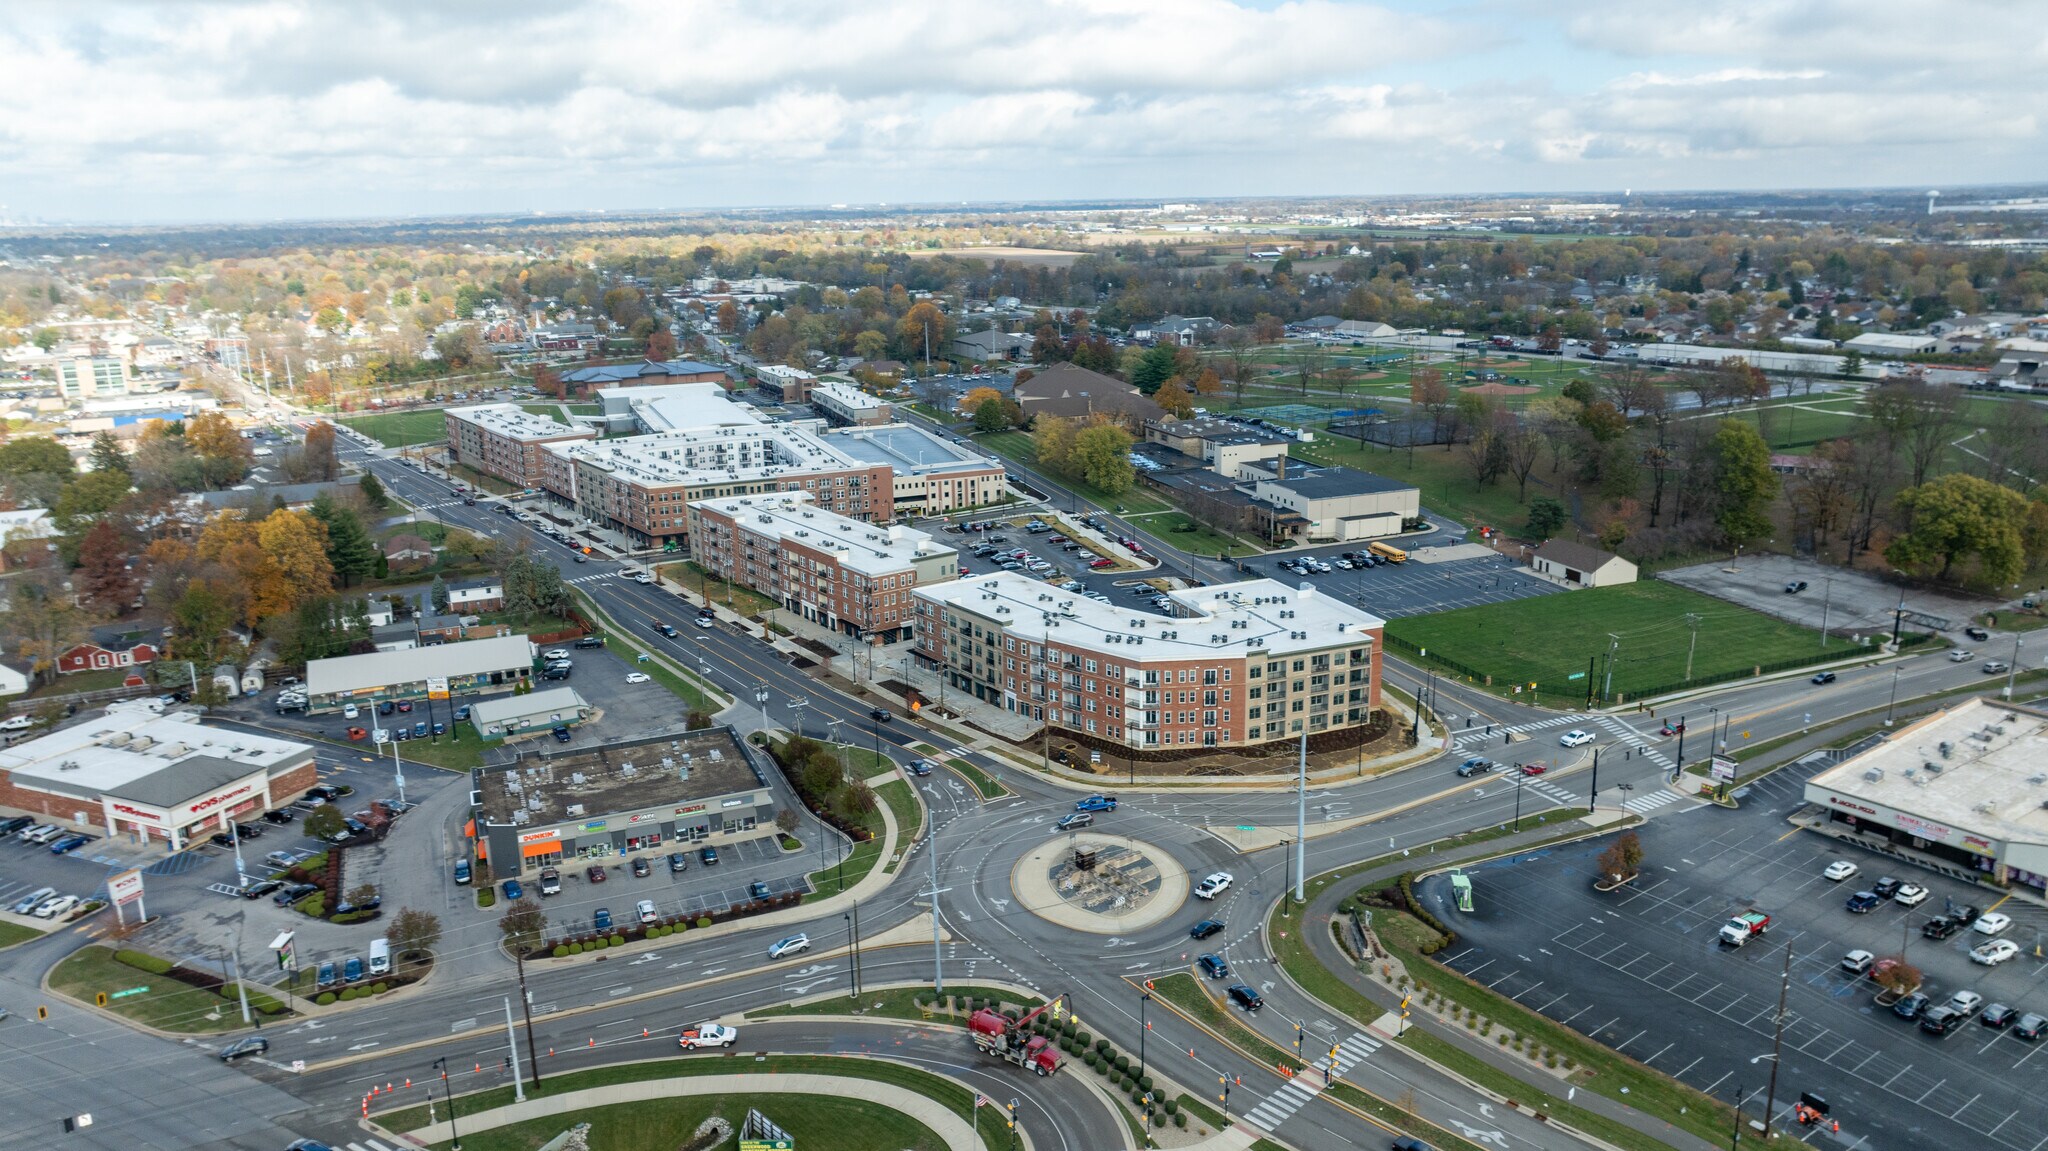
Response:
1884,666,1901,727
1586,747,1600,815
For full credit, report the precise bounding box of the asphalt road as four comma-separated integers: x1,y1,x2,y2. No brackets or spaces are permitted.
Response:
9,409,2043,1151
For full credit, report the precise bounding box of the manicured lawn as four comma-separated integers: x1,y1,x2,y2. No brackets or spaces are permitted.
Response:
1387,579,1832,701
1125,511,1260,557
49,945,243,1034
379,1054,1008,1151
338,410,448,446
419,1093,942,1151
874,778,923,840
660,562,780,618
26,666,142,697
0,920,44,949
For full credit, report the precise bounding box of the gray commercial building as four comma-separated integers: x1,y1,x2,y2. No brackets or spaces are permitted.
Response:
468,726,782,877
468,687,592,741
304,634,536,712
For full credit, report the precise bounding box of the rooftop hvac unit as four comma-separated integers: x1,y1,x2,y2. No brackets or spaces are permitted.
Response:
1939,742,1952,757
2029,774,2048,786
1923,761,1943,773
569,772,588,785
1864,768,1884,781
566,804,585,816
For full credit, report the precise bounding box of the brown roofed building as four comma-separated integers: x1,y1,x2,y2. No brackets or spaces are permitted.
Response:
1012,363,1165,429
1530,540,1637,588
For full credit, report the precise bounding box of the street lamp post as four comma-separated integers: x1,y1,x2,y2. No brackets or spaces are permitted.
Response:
1138,984,1152,1103
433,1057,462,1151
1885,666,1901,727
1511,771,1524,832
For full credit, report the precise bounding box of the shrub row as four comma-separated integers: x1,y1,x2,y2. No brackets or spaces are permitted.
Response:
1397,871,1458,952
113,949,172,975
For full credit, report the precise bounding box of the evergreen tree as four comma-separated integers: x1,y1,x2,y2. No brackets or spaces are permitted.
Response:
358,471,388,509
89,431,130,476
430,575,450,615
308,495,377,588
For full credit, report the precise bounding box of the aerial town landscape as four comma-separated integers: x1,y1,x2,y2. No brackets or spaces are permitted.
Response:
3,5,2048,1151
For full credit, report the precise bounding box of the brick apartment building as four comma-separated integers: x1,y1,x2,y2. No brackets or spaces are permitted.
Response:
914,573,1383,750
445,404,597,489
689,493,957,642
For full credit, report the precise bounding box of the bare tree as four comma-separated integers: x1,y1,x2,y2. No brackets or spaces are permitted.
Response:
1865,377,1959,488
1790,439,1857,560
1218,326,1258,400
1410,366,1453,443
1504,415,1544,502
1973,400,2047,495
1839,433,1897,555
1601,363,1659,419
1292,347,1327,396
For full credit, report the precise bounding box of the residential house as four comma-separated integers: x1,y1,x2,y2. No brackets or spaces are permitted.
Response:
57,627,161,675
384,534,435,571
1135,315,1220,346
0,659,29,698
446,579,505,612
1530,540,1638,589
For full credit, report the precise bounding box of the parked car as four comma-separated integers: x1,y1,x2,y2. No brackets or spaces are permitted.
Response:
2015,1013,2048,1041
1846,890,1881,913
32,894,78,919
49,834,89,854
1892,991,1931,1020
699,846,719,866
274,883,318,906
636,899,658,924
552,725,573,742
748,881,772,901
262,809,295,825
539,868,561,895
593,908,613,932
315,961,336,988
502,879,523,901
1871,876,1902,898
1947,990,1985,1017
1894,883,1930,907
586,865,607,883
1840,949,1875,975
1823,861,1858,881
10,887,56,915
1975,911,2013,935
667,853,689,873
1920,1006,1965,1035
343,956,364,983
1973,939,2021,966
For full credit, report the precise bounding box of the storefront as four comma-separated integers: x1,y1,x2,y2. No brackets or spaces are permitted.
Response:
468,726,784,878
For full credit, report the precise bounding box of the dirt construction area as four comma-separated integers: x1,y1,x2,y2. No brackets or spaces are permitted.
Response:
1657,556,2004,642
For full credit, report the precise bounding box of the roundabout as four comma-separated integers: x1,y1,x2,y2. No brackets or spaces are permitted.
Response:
1010,832,1190,934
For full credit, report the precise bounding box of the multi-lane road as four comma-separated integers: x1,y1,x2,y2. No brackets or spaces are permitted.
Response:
0,413,2026,1151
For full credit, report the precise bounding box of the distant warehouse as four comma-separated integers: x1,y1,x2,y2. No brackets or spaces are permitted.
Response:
305,634,536,713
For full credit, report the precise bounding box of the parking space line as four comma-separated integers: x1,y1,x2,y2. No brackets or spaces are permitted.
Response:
1673,1056,1702,1080
1644,1042,1674,1065
1615,1029,1645,1051
1880,1063,1914,1088
1951,1094,1981,1120
1701,1070,1732,1096
1508,980,1544,1002
1915,1077,1947,1104
1537,992,1571,1013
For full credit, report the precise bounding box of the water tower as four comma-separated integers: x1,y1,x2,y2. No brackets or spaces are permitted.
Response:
1927,190,1941,215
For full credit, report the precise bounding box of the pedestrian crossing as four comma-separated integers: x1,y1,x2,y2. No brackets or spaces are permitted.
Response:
1241,1031,1380,1129
344,1140,399,1151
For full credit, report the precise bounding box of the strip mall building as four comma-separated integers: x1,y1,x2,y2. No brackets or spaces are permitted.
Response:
0,707,316,848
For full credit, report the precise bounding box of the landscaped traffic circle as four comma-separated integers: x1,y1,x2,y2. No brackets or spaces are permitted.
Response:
1010,832,1190,934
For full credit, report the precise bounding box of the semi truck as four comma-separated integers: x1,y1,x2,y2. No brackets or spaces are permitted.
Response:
1719,910,1771,947
968,999,1066,1077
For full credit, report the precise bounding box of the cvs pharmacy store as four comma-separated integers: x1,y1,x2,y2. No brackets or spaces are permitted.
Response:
0,709,317,849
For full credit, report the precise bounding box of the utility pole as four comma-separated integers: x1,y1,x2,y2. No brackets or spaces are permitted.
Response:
1293,732,1307,904
1819,578,1832,647
503,997,526,1103
1761,946,1792,1140
1602,633,1621,701
1586,747,1600,815
2005,634,2022,700
1584,653,1598,709
514,950,542,1087
926,805,946,995
1683,614,1702,682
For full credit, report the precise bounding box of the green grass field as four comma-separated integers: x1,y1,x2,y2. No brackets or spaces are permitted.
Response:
49,946,245,1033
1387,580,1830,700
338,410,448,446
419,1093,942,1151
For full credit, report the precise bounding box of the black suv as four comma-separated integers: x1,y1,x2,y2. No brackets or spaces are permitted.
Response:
1923,915,1960,940
1226,984,1264,1011
575,635,604,648
1919,1006,1965,1035
1872,876,1903,899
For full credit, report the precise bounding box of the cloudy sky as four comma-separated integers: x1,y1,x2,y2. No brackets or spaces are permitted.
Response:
2,0,2040,223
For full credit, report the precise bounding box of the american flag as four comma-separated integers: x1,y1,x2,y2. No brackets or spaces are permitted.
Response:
975,1094,988,1108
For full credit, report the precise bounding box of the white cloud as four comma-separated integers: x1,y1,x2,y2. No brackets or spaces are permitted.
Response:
0,0,2038,221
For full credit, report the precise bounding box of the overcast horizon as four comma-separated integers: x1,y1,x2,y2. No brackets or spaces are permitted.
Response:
4,0,2042,226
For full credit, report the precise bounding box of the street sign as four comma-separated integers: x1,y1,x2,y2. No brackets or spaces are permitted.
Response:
110,987,149,1000
1566,672,1586,681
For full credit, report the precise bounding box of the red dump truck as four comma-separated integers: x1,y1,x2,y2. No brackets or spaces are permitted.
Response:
968,1000,1065,1077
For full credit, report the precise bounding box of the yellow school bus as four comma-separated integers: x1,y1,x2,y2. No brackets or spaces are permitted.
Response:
1368,541,1408,564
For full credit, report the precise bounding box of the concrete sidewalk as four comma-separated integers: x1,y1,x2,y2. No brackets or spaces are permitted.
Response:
392,1070,987,1151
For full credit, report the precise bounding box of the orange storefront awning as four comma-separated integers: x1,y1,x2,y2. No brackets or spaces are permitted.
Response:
521,839,560,858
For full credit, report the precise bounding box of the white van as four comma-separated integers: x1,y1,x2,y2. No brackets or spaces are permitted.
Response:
368,937,391,976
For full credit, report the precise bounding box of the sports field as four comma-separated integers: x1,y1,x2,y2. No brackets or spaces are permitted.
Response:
337,410,446,446
1386,580,1831,701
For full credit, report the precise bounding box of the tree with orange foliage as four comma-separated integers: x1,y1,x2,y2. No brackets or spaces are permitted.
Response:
959,386,1004,414
1155,378,1196,419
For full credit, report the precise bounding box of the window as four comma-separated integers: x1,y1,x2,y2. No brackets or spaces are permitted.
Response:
1203,670,1217,686
1203,710,1217,727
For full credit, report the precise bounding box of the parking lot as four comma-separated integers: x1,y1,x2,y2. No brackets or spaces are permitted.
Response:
1660,553,2007,641
1415,757,2048,1149
514,833,817,939
1238,544,1560,619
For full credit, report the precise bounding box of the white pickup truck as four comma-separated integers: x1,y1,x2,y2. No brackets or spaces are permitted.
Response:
1719,910,1771,947
677,1022,738,1049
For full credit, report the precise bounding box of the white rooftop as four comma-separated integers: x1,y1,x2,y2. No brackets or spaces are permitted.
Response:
813,380,887,411
756,364,816,382
1806,698,2048,846
550,424,865,489
596,383,765,433
469,686,588,724
447,403,593,442
306,634,536,697
826,423,1001,477
918,572,1384,660
0,709,312,799
693,492,946,575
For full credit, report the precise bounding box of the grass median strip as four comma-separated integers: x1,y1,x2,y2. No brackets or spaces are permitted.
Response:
377,1053,1009,1149
0,921,42,949
1148,974,1488,1151
750,985,1036,1023
874,779,922,875
49,945,243,1034
947,757,1011,799
1273,890,1732,1151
